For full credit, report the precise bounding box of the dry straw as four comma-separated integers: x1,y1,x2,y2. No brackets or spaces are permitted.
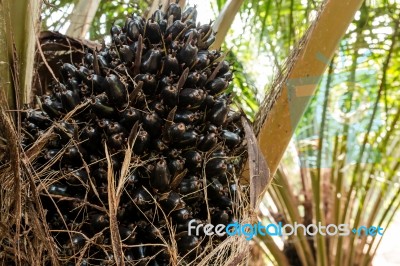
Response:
0,90,262,265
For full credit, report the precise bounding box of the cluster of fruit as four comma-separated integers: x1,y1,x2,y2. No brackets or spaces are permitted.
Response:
21,2,246,265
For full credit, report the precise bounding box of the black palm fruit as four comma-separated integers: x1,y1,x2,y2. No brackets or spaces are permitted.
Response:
22,3,247,265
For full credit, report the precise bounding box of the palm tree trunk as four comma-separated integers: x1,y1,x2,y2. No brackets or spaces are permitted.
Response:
0,1,41,264
0,0,40,109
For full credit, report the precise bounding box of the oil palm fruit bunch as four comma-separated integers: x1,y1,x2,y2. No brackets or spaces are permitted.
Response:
21,2,246,265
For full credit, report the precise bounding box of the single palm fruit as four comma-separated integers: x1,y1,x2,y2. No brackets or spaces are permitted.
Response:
22,2,247,264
